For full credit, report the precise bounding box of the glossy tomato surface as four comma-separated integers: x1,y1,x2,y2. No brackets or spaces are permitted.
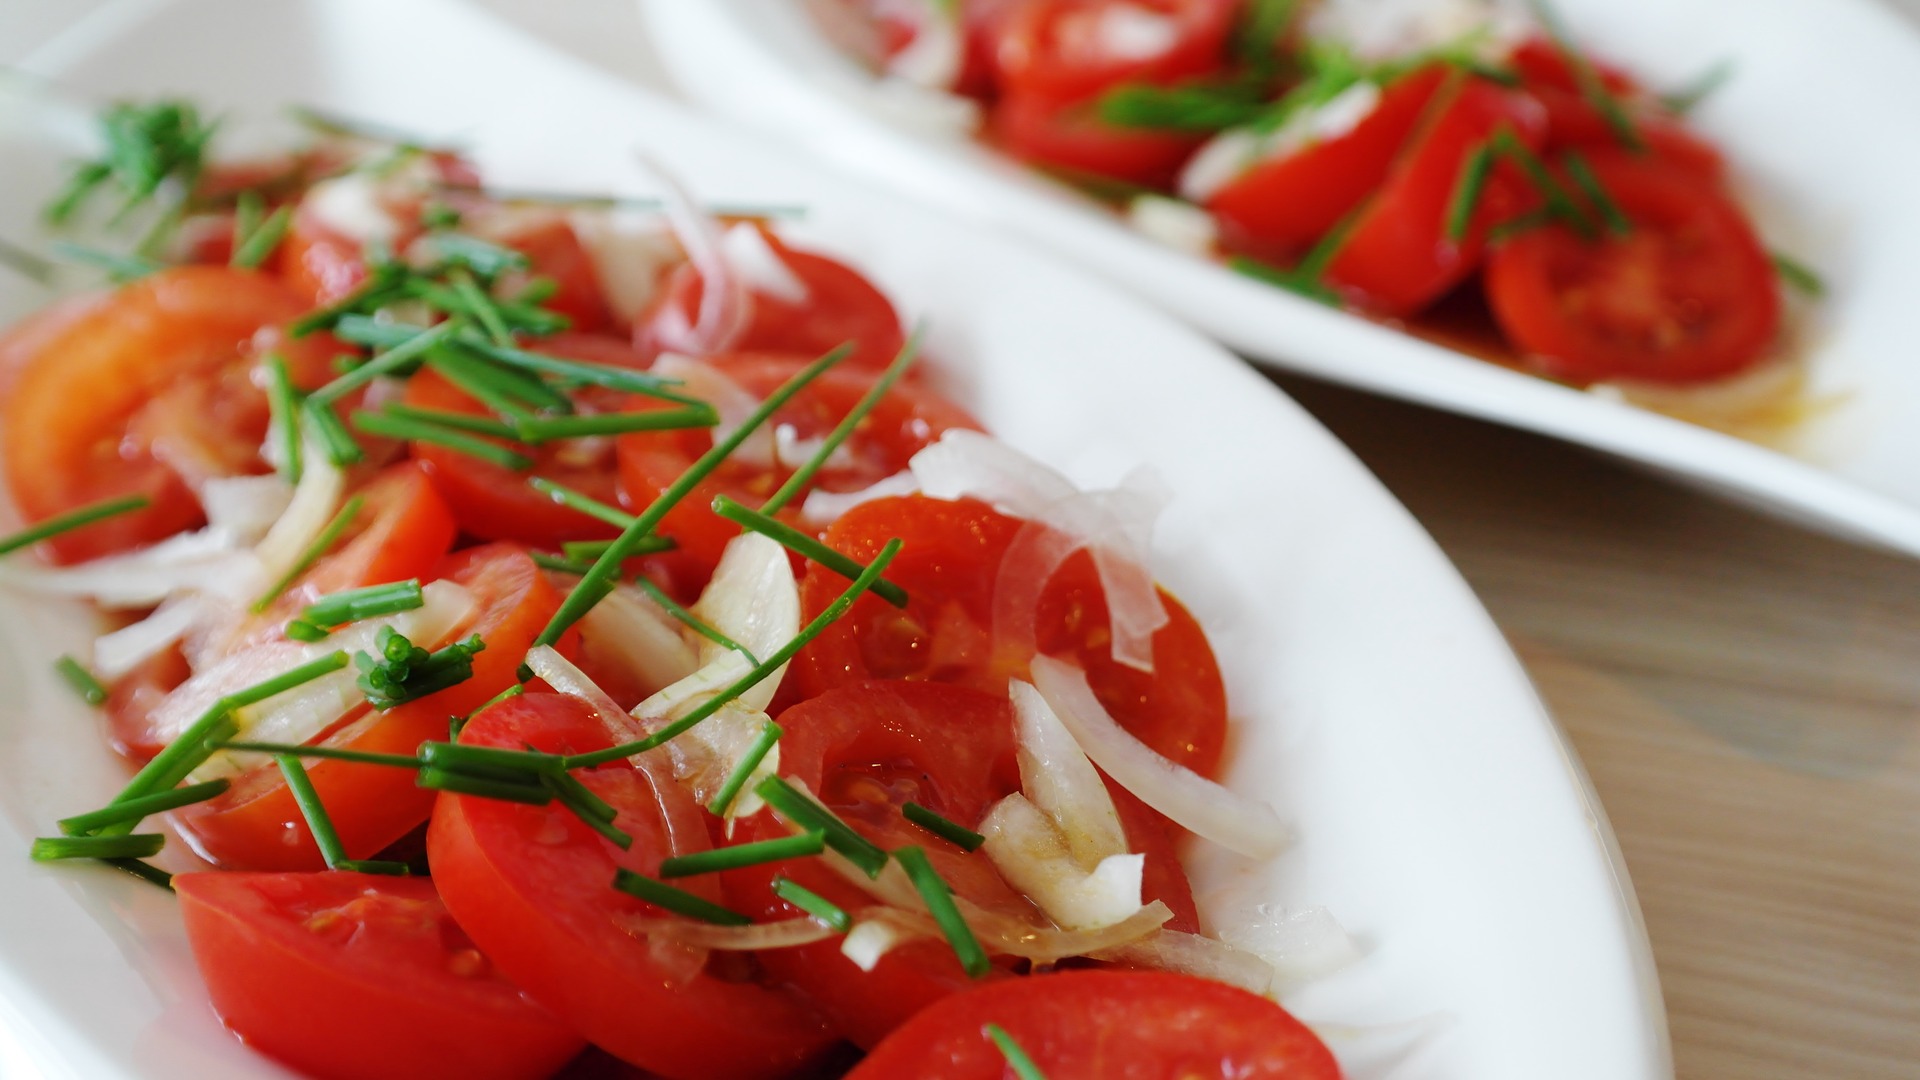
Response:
992,0,1238,103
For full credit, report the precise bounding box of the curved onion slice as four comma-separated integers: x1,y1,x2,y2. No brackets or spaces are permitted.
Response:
688,532,799,690
1217,905,1362,990
798,467,919,526
640,157,750,356
92,593,212,679
0,527,261,609
884,0,963,89
252,430,346,590
1093,929,1278,997
652,354,776,468
575,581,701,702
720,221,808,303
617,914,839,952
1030,656,1290,860
841,916,915,972
200,474,294,546
524,644,647,744
980,793,1144,931
1009,680,1124,865
569,206,683,326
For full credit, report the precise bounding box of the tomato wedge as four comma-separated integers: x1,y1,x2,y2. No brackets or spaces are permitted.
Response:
1484,150,1780,384
1508,39,1724,184
178,544,561,870
0,267,310,563
845,970,1340,1080
792,495,1228,778
992,0,1238,103
989,88,1208,191
176,871,583,1080
427,692,839,1080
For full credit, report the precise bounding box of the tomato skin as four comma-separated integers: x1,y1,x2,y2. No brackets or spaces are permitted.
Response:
1506,40,1723,183
1484,150,1780,385
1324,74,1548,317
990,88,1207,191
490,215,612,335
792,495,1228,777
176,871,582,1080
104,647,192,762
993,0,1238,103
427,692,838,1080
1,267,308,563
1207,66,1451,263
845,970,1340,1080
178,544,559,871
278,206,368,307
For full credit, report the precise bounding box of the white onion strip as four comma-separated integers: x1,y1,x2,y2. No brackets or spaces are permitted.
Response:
617,915,838,952
1093,930,1278,996
1009,680,1125,865
640,156,750,355
1031,656,1290,860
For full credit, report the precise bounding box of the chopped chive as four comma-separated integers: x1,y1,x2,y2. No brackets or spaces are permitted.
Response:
985,1024,1049,1080
560,538,902,767
752,776,889,878
658,831,825,878
107,859,174,889
712,496,908,608
1228,256,1339,306
232,651,354,709
1772,252,1826,297
1487,208,1555,244
610,869,752,926
426,351,539,425
544,774,633,849
302,580,425,628
634,577,759,667
563,539,618,562
531,551,595,575
448,267,513,346
0,236,57,285
289,271,410,338
57,779,228,836
444,346,575,413
1562,152,1632,236
1529,0,1644,152
530,477,637,529
533,344,854,652
1662,58,1735,116
1097,81,1271,133
250,495,365,612
101,714,239,831
896,846,989,978
447,336,694,401
310,320,461,407
0,494,149,557
48,242,163,283
1444,140,1496,243
379,403,520,438
262,353,305,484
54,655,109,706
44,162,111,227
275,754,348,866
772,876,851,933
903,802,985,852
1293,206,1364,283
707,721,782,816
332,859,411,875
285,618,330,642
231,205,292,270
419,741,567,775
32,834,165,861
422,233,529,279
1491,128,1596,239
213,740,421,768
302,398,365,467
762,326,924,514
418,767,554,804
515,407,718,442
356,631,485,709
350,410,533,470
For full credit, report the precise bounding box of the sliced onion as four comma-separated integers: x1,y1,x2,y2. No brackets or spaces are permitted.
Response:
799,468,919,526
568,206,684,326
980,793,1144,931
199,473,294,546
720,221,808,304
301,173,403,244
1127,194,1219,256
252,429,346,590
92,593,212,680
883,0,963,89
1217,905,1362,990
842,917,915,971
0,528,262,609
640,157,749,355
1009,679,1124,865
1031,656,1290,860
1093,929,1278,996
909,429,1077,516
524,644,647,744
688,532,798,693
617,914,839,952
575,582,701,703
653,354,775,468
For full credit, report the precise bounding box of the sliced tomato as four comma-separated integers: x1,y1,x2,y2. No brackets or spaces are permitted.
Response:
845,970,1340,1080
279,205,370,308
427,692,838,1080
0,290,111,400
635,229,907,371
1508,39,1723,183
791,495,1228,777
1207,65,1451,263
989,88,1207,191
992,0,1238,103
104,647,193,762
1484,149,1780,385
616,353,981,591
0,267,314,563
176,871,582,1080
1324,73,1548,317
178,544,560,871
483,214,613,336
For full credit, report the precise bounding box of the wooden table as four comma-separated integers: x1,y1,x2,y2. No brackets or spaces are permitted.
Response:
8,2,1918,1076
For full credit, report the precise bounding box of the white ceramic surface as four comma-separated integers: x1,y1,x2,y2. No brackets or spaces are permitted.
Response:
642,0,1920,559
0,1,1662,1077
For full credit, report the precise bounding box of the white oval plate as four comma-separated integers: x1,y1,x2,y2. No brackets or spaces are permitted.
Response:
0,1,1663,1078
642,0,1920,559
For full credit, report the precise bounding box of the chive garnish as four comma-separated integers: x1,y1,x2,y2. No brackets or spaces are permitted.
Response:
707,721,782,816
545,773,634,849
380,403,520,439
1097,82,1271,133
32,834,166,862
1772,252,1826,297
559,538,903,768
231,205,292,270
48,242,163,283
418,767,554,804
275,754,349,866
44,99,215,232
514,408,718,442
0,236,57,285
633,578,761,666
350,410,533,470
761,325,924,515
711,496,909,608
529,478,637,529
333,858,413,875
425,352,540,425
309,320,461,408
449,267,514,346
250,495,364,612
753,776,889,878
610,869,753,926
1562,152,1631,236
1491,128,1596,239
658,831,826,878
301,580,424,628
532,343,855,653
54,655,109,706
530,552,596,576
1529,0,1645,152
213,740,421,769
57,779,228,836
302,399,365,466
902,802,985,852
1444,140,1496,243
985,1024,1049,1080
108,859,175,890
355,629,485,708
1661,59,1735,116
1230,256,1339,307
263,353,304,484
896,846,989,978
419,741,567,776
0,494,149,557
772,877,852,933
285,618,330,642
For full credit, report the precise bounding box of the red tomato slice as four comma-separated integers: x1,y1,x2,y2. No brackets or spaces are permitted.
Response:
1324,73,1548,317
844,969,1340,1080
278,206,369,307
989,87,1207,191
791,495,1228,778
427,692,839,1080
0,290,111,400
104,647,192,762
1507,39,1723,183
403,333,648,547
176,871,583,1080
993,0,1238,103
486,215,613,336
1207,66,1451,263
178,543,559,870
615,353,981,592
1484,150,1781,385
635,229,907,371
0,267,313,563
727,679,1202,1049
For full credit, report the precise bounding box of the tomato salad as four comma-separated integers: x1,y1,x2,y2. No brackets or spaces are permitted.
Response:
820,0,1824,411
6,103,1347,1079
